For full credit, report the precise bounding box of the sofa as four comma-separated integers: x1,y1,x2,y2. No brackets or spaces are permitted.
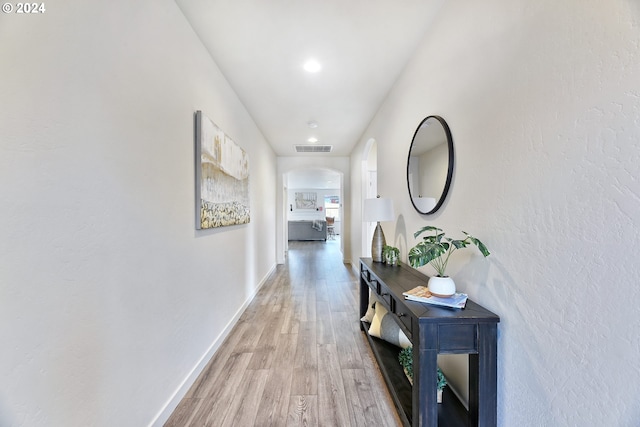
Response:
288,220,327,241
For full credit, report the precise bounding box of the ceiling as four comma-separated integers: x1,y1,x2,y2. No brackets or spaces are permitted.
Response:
176,0,443,159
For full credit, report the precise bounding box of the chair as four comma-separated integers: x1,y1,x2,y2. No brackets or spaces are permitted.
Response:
326,217,336,239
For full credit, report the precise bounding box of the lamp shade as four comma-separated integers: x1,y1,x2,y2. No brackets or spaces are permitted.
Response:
363,197,395,222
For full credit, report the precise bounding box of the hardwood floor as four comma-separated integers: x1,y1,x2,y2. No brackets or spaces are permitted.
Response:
164,240,401,427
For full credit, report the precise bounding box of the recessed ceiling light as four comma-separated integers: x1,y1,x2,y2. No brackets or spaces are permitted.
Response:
303,59,322,73
307,137,318,143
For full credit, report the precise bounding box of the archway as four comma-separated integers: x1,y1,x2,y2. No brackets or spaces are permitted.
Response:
361,138,378,258
278,166,345,263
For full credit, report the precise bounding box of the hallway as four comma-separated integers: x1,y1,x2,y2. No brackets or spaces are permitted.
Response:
164,240,401,426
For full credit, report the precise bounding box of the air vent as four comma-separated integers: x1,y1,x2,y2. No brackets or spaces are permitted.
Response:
294,145,333,153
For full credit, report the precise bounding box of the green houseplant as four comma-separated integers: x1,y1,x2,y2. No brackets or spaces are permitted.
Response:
383,245,400,266
407,226,490,296
399,346,447,402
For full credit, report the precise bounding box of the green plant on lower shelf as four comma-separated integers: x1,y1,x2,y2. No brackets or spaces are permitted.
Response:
398,347,414,379
398,346,447,390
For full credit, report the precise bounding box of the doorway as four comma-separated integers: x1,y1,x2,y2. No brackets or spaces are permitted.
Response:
282,167,345,257
324,195,340,240
362,139,378,258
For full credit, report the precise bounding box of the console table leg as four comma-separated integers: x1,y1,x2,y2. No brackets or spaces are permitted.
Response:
470,323,498,427
415,328,438,427
359,277,369,331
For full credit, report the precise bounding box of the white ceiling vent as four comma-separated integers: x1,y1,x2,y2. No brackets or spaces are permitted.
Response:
294,145,333,153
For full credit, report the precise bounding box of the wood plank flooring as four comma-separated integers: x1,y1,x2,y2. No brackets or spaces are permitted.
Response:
164,239,401,427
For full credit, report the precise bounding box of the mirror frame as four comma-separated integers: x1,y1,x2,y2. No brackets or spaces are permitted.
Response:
406,115,454,215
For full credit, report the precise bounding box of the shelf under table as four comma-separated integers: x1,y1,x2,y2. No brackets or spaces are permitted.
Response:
361,321,468,427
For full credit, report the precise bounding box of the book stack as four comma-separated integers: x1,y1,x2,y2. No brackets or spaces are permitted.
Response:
402,286,468,309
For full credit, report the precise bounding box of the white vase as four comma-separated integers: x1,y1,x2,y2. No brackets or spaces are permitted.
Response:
428,276,456,297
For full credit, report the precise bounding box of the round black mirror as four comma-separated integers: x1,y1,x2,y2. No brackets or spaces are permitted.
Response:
406,115,454,214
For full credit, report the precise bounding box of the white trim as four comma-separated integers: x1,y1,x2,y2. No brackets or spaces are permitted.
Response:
148,263,277,427
350,260,360,276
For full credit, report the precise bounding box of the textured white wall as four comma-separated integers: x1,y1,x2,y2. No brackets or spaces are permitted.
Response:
0,1,276,426
351,0,640,425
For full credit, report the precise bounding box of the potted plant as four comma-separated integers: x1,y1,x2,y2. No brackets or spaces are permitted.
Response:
383,245,400,266
407,226,490,297
399,346,447,403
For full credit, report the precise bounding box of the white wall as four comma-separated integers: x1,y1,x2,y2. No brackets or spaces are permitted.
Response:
350,0,640,425
0,1,277,426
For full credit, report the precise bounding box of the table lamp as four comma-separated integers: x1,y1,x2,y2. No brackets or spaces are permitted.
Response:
363,196,395,262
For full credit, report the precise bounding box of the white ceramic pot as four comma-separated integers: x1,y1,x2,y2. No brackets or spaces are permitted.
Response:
428,276,456,297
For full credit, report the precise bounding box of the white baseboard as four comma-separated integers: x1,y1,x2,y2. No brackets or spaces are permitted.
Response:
148,263,277,427
350,260,359,276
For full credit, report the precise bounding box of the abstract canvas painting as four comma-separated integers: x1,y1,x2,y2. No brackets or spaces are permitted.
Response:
295,192,317,209
195,111,250,229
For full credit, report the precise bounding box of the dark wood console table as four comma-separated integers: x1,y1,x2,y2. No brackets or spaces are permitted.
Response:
359,258,500,427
